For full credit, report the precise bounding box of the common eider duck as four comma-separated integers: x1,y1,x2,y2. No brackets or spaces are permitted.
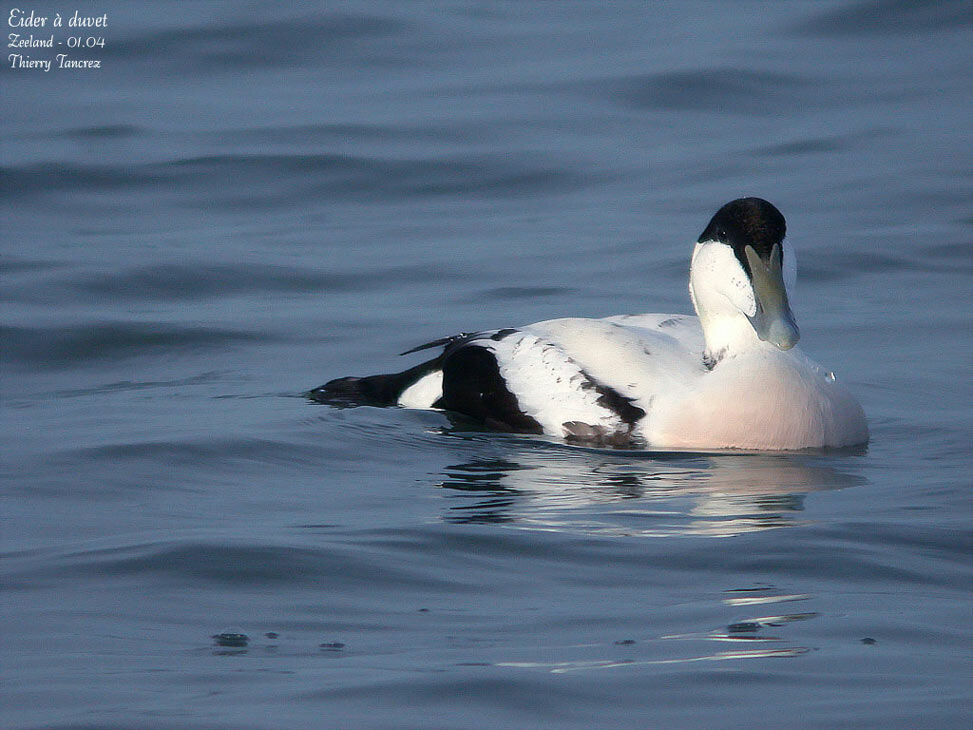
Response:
310,198,868,450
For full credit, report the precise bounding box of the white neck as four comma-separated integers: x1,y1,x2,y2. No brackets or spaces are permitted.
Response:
688,241,765,364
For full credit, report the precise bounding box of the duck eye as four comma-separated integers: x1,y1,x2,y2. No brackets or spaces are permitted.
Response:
718,229,727,242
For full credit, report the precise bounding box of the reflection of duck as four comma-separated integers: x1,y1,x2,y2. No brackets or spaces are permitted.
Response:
438,452,866,537
313,198,867,450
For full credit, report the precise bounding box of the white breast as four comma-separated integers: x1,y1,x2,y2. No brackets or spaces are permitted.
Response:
643,348,868,450
505,315,867,450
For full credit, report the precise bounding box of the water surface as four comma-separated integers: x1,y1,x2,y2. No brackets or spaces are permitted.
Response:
2,1,971,728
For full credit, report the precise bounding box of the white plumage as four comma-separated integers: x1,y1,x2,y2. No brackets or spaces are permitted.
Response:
320,198,868,451
399,312,866,450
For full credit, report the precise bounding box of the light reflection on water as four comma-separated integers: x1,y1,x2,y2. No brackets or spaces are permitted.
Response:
499,646,811,674
438,448,867,537
2,0,968,724
491,588,820,675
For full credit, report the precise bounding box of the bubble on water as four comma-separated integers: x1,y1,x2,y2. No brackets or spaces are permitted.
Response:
727,622,761,633
212,631,249,648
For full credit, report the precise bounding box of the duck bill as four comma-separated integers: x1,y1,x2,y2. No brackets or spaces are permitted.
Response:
744,244,800,350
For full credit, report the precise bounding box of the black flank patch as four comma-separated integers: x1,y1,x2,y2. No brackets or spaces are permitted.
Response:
440,344,543,434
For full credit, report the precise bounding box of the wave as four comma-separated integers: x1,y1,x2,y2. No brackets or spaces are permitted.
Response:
102,12,409,70
2,321,266,368
2,152,591,206
795,0,973,36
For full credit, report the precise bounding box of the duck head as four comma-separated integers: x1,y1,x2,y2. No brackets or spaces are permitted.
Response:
689,198,799,364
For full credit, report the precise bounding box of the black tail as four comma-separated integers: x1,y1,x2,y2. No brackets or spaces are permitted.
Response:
307,355,443,407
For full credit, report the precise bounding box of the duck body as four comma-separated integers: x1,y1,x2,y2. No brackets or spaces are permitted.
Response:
312,198,868,451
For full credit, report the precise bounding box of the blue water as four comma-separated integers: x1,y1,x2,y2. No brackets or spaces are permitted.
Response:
2,2,971,728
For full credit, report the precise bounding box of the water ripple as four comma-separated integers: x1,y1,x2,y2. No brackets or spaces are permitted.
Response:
2,153,591,205
104,13,410,69
795,0,973,36
2,321,267,368
17,540,460,591
605,69,817,115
